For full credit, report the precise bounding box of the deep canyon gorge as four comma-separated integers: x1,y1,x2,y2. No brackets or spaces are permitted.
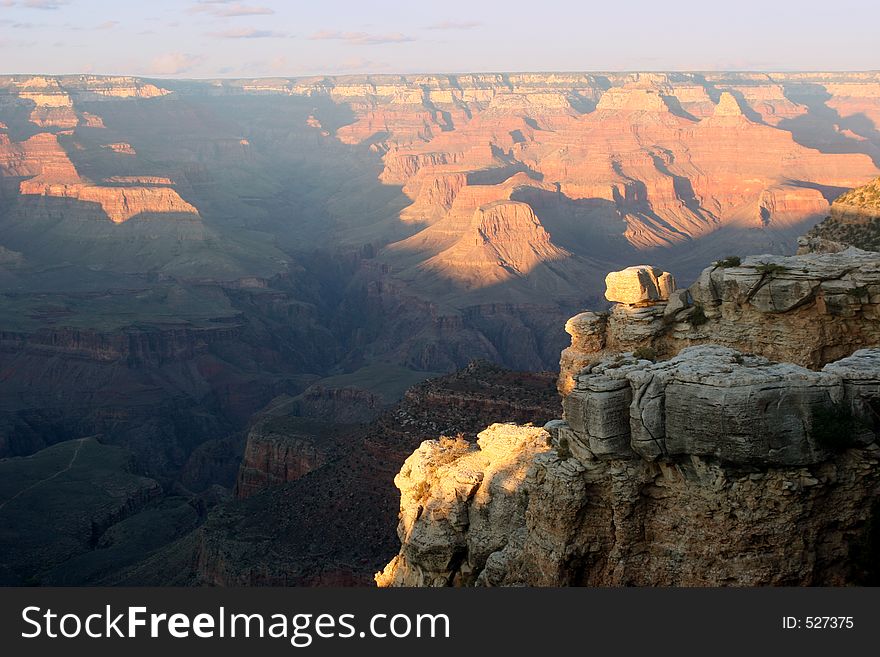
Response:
1,72,880,585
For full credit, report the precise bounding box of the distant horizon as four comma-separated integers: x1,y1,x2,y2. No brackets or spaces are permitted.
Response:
1,0,877,77
2,68,880,81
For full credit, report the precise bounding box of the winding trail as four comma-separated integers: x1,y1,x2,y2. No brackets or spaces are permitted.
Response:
0,437,88,513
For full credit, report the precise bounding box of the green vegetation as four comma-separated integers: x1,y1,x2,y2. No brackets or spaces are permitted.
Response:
0,438,163,585
632,346,657,362
556,435,572,460
834,179,880,211
755,262,789,276
846,285,870,299
810,404,860,451
415,435,472,502
317,363,440,403
714,256,741,268
690,303,709,326
807,214,880,252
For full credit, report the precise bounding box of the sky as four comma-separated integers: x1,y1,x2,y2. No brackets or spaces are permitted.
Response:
0,0,878,78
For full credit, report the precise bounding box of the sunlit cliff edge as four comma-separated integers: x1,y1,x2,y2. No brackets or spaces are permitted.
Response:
377,222,880,586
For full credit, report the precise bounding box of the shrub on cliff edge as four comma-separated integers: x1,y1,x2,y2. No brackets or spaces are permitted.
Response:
811,404,859,451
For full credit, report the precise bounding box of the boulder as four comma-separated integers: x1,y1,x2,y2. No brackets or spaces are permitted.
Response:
605,265,676,305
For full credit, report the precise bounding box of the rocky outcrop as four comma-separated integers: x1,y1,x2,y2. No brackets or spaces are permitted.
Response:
563,345,876,465
421,200,570,288
1,131,199,223
380,243,880,587
379,418,880,586
234,416,330,499
828,176,880,220
379,347,880,587
376,426,551,587
19,182,199,223
604,265,675,305
102,142,137,155
559,248,880,393
806,177,880,251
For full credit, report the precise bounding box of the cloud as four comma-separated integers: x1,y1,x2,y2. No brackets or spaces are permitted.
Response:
188,2,274,17
21,0,68,9
234,54,290,76
208,27,287,38
216,3,272,16
0,36,37,47
148,52,205,75
308,30,415,45
95,20,118,30
424,20,483,30
333,57,390,72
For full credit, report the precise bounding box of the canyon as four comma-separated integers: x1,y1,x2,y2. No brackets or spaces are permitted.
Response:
1,72,880,585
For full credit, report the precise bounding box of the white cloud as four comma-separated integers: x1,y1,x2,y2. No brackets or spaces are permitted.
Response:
308,30,415,45
208,27,286,38
188,2,273,17
148,52,205,75
22,0,69,9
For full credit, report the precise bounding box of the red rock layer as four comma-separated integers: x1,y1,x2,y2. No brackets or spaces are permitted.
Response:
0,132,198,222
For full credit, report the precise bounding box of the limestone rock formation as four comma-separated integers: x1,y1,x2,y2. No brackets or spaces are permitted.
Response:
604,265,675,305
380,243,880,587
375,425,552,587
379,347,880,587
559,248,880,393
713,91,744,117
564,345,864,465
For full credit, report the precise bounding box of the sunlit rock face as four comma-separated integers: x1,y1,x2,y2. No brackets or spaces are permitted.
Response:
375,424,553,587
806,176,880,252
604,265,675,305
0,131,199,223
559,248,880,394
379,346,880,587
309,71,880,293
379,246,880,588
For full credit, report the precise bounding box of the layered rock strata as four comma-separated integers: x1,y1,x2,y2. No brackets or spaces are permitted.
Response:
378,348,880,587
560,248,880,394
379,248,880,587
805,176,880,251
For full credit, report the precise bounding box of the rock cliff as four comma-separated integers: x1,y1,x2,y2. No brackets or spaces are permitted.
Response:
559,247,880,394
163,361,560,587
379,249,880,587
234,416,331,500
806,177,880,251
